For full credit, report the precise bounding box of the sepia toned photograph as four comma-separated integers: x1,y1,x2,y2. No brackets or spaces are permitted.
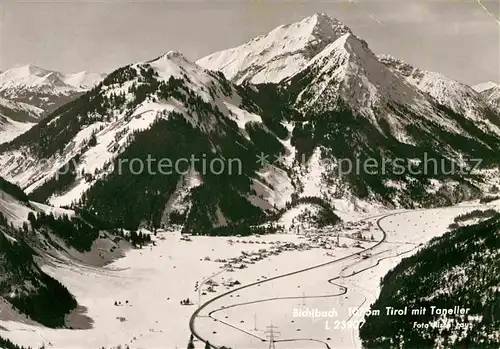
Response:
0,0,499,348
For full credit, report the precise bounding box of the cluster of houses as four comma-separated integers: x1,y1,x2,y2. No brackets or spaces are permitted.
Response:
228,238,269,245
192,221,381,301
206,241,316,272
198,278,242,295
180,234,192,242
205,229,378,273
203,279,218,293
197,220,379,280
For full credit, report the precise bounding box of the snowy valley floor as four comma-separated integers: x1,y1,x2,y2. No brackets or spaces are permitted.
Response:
0,202,496,349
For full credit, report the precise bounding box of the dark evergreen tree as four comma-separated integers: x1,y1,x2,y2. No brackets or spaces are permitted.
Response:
187,334,194,349
88,133,97,147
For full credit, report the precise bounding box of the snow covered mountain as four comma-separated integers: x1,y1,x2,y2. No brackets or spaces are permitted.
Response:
198,13,500,135
473,81,500,111
288,34,437,129
0,64,105,114
473,81,499,93
197,13,351,84
280,30,499,207
0,65,104,144
379,55,500,136
0,97,43,144
0,14,498,233
0,51,299,232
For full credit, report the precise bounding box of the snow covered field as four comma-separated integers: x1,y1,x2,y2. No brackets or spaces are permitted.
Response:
0,203,493,349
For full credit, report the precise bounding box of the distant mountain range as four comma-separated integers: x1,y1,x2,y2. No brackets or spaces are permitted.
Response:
378,56,500,136
0,13,498,233
0,65,105,111
473,81,500,111
0,65,105,143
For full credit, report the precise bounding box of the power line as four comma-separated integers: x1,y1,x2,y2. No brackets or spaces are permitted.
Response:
264,323,280,349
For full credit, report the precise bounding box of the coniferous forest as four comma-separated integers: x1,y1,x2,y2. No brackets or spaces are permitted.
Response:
0,223,77,328
0,336,38,349
360,214,500,348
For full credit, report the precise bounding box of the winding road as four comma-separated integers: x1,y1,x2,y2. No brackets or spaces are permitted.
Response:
189,206,484,349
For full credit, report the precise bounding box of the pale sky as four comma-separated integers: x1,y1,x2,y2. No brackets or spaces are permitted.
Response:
0,0,499,86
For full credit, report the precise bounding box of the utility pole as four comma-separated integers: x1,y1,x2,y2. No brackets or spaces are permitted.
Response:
253,313,257,331
302,292,306,306
265,323,280,349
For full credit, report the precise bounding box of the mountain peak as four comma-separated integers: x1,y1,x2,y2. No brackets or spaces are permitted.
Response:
0,64,104,91
307,12,351,46
473,81,500,111
0,64,64,90
147,51,192,68
1,64,54,81
160,50,190,63
309,12,350,35
63,71,106,89
291,31,429,120
312,12,330,18
296,12,345,27
0,64,105,115
473,81,500,93
197,13,352,84
17,64,54,77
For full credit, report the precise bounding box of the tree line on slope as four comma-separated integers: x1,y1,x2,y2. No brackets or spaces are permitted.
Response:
26,211,99,252
78,111,267,233
0,177,30,203
0,225,77,328
360,214,500,348
0,336,43,349
448,209,498,229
